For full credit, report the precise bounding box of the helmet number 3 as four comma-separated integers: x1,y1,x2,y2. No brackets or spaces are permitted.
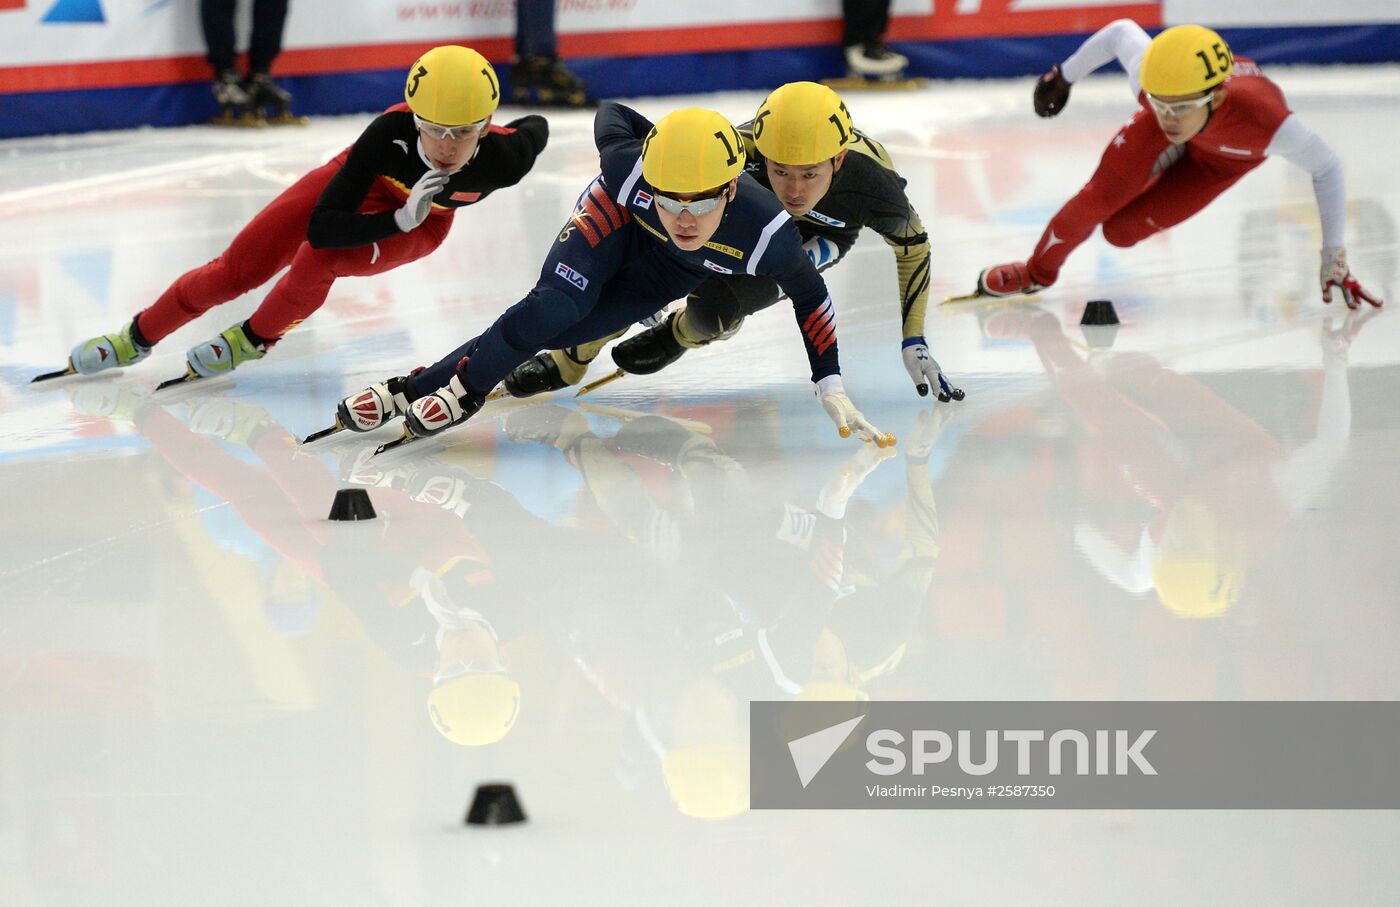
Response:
1195,42,1233,81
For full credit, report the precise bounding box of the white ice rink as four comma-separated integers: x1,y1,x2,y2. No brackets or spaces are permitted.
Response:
2,67,1398,904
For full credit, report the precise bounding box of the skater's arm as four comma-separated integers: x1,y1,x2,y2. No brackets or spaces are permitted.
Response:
1266,115,1346,251
307,119,406,249
594,102,654,194
762,219,842,382
1060,18,1151,97
594,102,654,152
871,200,931,342
495,115,551,183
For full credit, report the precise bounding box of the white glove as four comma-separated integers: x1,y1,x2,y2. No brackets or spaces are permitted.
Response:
816,377,895,447
394,168,451,232
901,336,966,402
803,235,840,271
1320,247,1383,310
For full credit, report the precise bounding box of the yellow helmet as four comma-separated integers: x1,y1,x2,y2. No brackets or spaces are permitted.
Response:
1151,499,1244,619
426,673,520,745
1152,561,1243,619
404,45,500,126
1139,25,1234,97
661,743,749,820
753,81,854,165
642,108,746,194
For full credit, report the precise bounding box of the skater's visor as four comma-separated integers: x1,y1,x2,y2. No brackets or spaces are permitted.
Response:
414,115,488,141
1145,92,1214,118
653,185,729,218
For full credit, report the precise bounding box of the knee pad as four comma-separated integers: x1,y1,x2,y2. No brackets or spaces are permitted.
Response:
680,280,749,344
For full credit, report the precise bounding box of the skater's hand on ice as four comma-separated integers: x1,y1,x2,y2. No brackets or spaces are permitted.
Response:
816,378,895,448
1034,65,1071,118
395,168,452,232
1321,247,1383,310
901,337,966,402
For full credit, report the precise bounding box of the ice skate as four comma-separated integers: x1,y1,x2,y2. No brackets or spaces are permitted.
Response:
303,373,419,443
611,314,687,376
572,315,689,397
154,322,267,391
944,261,1047,304
503,350,582,399
509,55,595,108
247,73,307,126
825,42,924,91
210,69,262,127
976,261,1047,299
376,369,486,456
34,318,152,383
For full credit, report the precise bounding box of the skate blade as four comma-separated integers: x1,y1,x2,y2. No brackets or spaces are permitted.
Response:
575,368,625,397
941,291,986,305
210,114,265,128
822,77,926,92
31,362,78,383
154,366,203,392
485,386,510,402
301,418,345,445
373,426,420,457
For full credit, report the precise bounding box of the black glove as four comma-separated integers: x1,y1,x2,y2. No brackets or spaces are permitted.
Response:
1033,65,1071,118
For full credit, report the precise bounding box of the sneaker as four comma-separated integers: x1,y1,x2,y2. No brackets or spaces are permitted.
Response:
70,318,152,375
844,42,908,77
186,323,267,377
977,261,1047,298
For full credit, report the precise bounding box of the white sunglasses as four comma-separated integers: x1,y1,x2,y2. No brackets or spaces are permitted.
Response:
414,114,487,141
652,187,729,218
1145,93,1215,118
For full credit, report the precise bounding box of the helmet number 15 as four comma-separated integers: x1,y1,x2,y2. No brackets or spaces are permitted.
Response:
1195,42,1233,81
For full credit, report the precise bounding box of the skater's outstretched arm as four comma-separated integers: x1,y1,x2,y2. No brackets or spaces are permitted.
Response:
1264,116,1383,308
1060,18,1152,98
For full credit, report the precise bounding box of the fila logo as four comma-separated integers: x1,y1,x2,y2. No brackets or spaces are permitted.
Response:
634,190,654,210
703,260,734,274
555,262,589,291
804,210,846,228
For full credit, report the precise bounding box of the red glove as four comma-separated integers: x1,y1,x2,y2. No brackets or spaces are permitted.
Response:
1321,247,1383,310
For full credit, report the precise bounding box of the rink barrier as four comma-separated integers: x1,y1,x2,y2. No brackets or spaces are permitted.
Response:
1,25,1397,139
